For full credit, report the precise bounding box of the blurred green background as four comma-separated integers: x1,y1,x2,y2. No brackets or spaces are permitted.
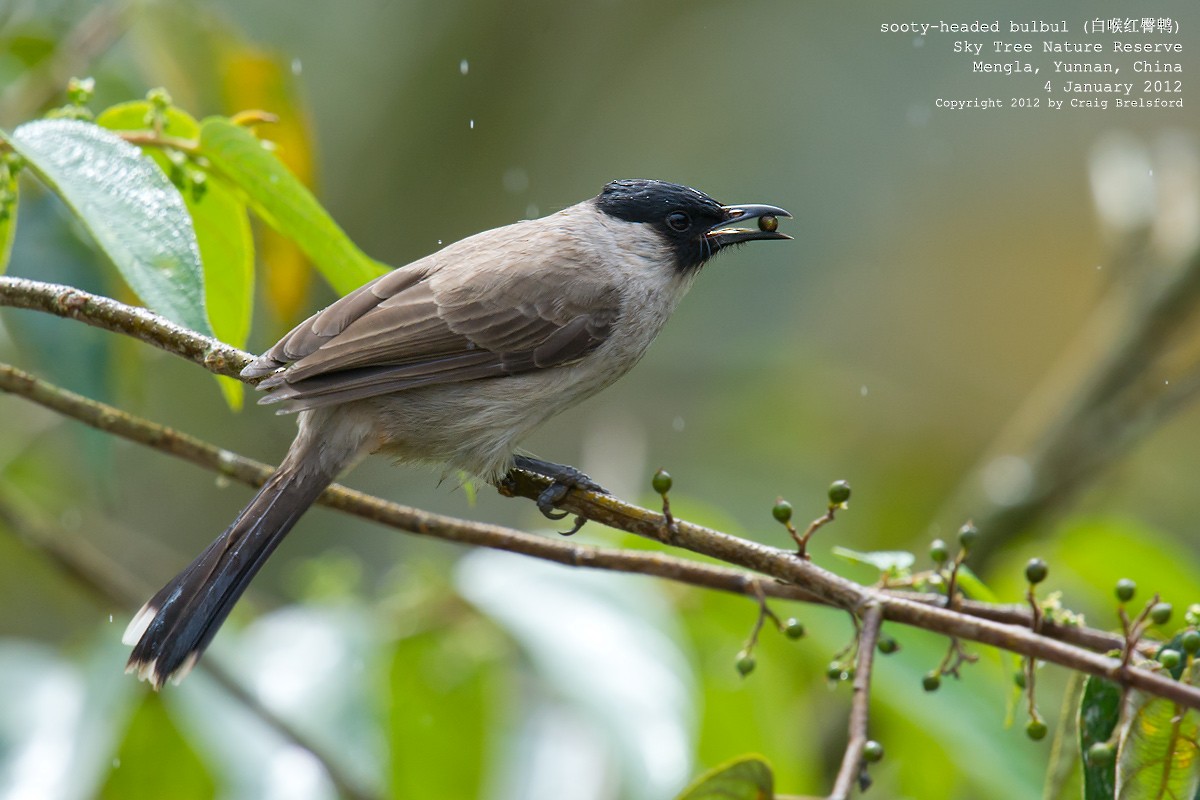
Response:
1,1,1199,798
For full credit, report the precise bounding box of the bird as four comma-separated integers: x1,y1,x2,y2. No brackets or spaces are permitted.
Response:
123,178,791,689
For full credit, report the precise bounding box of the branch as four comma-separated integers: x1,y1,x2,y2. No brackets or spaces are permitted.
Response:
951,241,1200,564
0,277,250,377
0,361,826,608
829,603,883,800
500,464,1200,710
0,1,129,124
0,490,382,800
2,276,1199,712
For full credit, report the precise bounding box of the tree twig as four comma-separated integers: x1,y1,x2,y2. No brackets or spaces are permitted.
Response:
0,490,382,800
0,277,250,377
829,603,882,800
951,243,1200,565
0,1,130,124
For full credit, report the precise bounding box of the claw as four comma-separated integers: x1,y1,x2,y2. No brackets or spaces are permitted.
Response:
537,481,571,514
509,455,608,534
560,515,588,536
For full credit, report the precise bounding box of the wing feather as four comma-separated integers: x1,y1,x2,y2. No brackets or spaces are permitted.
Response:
244,230,622,411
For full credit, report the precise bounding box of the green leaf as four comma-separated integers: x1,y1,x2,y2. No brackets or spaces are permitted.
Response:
456,551,696,798
1116,677,1200,800
0,166,15,274
387,629,497,799
4,119,211,335
1080,676,1121,800
676,755,774,800
198,116,387,296
954,564,1000,604
831,546,915,573
1046,673,1088,800
98,102,253,409
100,694,214,800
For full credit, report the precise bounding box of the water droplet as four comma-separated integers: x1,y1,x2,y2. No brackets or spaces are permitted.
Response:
291,58,303,76
981,455,1033,507
459,59,469,76
503,167,529,193
469,119,475,130
672,416,685,432
437,239,443,245
216,449,238,473
860,385,869,397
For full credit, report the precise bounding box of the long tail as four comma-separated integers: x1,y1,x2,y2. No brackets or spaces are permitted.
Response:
123,411,370,689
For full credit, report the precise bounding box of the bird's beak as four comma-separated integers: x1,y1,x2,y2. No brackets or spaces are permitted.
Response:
705,203,793,249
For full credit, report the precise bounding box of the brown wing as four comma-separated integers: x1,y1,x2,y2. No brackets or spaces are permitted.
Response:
243,246,621,411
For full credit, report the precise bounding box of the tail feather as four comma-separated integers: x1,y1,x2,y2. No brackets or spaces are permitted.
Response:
124,463,335,689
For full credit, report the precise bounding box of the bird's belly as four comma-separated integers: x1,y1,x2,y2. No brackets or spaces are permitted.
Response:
363,360,630,479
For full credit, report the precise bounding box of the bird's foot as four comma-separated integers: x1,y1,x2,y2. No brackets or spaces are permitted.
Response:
511,456,607,535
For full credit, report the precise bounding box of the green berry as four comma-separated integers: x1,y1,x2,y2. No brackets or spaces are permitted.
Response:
66,76,95,105
783,618,805,639
1151,602,1173,625
189,170,208,202
1180,630,1200,654
1026,719,1048,741
772,498,793,524
827,663,844,681
1025,558,1048,585
828,480,851,506
1115,579,1136,603
862,740,884,763
877,636,898,655
735,651,756,677
1014,670,1027,689
958,522,979,550
1159,649,1182,669
930,539,949,564
1087,742,1115,766
1186,604,1200,627
922,672,941,692
651,469,672,495
146,86,173,109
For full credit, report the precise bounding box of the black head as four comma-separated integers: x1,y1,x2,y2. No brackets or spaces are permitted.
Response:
594,179,791,272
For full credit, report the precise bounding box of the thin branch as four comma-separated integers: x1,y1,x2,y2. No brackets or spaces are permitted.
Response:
0,361,828,608
0,1,130,124
0,277,250,377
829,603,883,800
955,243,1200,564
508,468,1200,708
4,362,1197,712
2,277,1200,711
0,491,381,800
793,502,840,560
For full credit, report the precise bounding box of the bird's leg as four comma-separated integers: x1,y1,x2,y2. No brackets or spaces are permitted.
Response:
510,455,608,534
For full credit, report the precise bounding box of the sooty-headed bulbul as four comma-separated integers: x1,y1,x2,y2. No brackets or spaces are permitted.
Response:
124,179,791,688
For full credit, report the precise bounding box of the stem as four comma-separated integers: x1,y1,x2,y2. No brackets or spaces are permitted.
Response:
0,491,382,800
829,603,883,800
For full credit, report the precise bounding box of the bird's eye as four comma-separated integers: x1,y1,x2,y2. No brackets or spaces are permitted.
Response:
665,211,691,231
